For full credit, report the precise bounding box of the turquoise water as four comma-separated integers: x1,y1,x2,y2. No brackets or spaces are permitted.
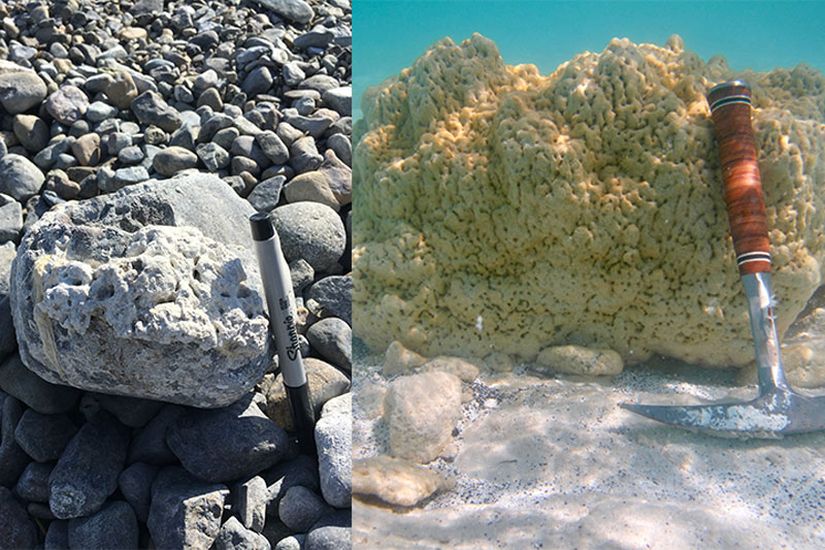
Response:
354,0,825,118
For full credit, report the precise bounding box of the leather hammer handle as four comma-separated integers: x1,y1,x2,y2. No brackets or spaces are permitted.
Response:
707,80,771,275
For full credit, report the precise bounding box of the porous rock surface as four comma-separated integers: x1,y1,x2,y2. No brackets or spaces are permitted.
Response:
353,34,825,368
10,175,270,407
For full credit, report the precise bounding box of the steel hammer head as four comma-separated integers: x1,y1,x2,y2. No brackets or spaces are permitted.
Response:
620,389,825,439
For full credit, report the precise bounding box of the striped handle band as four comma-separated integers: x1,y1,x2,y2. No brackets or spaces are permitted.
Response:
737,251,771,267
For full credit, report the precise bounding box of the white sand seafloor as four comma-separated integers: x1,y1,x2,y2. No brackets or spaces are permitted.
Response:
352,347,825,549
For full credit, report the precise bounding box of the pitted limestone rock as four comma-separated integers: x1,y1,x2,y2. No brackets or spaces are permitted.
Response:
11,176,270,407
354,34,825,368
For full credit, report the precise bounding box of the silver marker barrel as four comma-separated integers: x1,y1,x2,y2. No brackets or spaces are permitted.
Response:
249,212,316,454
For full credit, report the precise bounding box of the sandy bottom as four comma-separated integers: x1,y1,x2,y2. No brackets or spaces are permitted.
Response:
353,348,825,549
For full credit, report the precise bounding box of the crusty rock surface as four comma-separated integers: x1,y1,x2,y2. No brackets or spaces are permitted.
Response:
10,176,270,407
353,33,825,368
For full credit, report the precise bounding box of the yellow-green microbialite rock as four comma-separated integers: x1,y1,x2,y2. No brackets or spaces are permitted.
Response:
353,34,825,367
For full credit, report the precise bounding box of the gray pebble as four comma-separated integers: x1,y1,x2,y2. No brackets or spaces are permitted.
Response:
306,511,351,550
15,461,53,503
278,486,328,533
283,63,306,87
253,0,315,24
167,395,291,483
306,275,352,326
45,86,89,125
95,393,164,428
299,75,340,93
45,519,70,550
118,462,159,522
322,87,351,116
307,318,352,372
67,501,138,550
198,88,224,111
14,409,78,462
314,395,351,508
106,132,133,156
0,196,23,245
257,131,290,164
113,165,150,187
289,136,323,173
326,134,351,166
272,202,346,273
0,154,45,202
275,535,305,550
0,70,48,114
214,516,271,550
233,476,268,533
12,115,49,152
196,142,231,171
289,259,315,295
148,467,228,550
49,412,130,519
131,90,182,132
0,486,38,549
247,176,285,212
0,395,30,488
86,101,118,122
128,404,185,465
243,67,274,97
0,354,81,414
118,145,145,164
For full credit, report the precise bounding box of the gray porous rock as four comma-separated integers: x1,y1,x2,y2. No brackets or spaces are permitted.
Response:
147,467,228,550
10,175,271,407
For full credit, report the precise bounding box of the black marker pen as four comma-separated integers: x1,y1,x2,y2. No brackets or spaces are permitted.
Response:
250,212,316,455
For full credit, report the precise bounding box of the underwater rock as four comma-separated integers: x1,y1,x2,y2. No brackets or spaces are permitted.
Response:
353,455,451,507
384,371,462,463
353,34,825,369
382,341,427,377
419,356,481,382
10,175,271,407
535,345,624,376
